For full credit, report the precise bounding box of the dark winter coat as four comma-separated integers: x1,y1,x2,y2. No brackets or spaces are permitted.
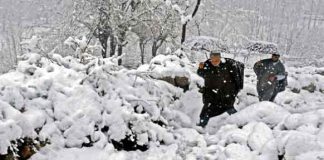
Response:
197,58,243,112
253,59,286,101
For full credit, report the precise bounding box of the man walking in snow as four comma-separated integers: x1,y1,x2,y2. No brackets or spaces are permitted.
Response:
253,53,287,102
197,50,244,127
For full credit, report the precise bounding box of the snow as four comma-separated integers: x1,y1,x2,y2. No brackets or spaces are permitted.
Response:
0,51,324,159
20,36,42,53
224,143,256,160
145,53,191,79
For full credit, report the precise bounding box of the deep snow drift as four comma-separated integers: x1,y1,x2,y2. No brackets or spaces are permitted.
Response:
0,51,324,160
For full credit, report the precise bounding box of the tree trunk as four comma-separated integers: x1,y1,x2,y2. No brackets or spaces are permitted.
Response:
194,21,202,36
180,0,201,46
99,34,108,58
110,35,116,57
117,44,123,65
181,23,188,45
152,41,158,58
308,0,314,30
313,0,322,29
139,40,145,64
117,30,127,65
10,33,18,65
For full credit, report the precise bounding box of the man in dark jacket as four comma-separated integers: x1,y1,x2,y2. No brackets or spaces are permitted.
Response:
253,53,287,102
197,51,244,127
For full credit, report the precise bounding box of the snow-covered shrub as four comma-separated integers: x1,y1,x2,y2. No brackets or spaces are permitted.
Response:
0,51,201,156
20,36,43,54
64,36,101,63
137,50,203,91
247,41,278,54
182,36,229,63
0,99,49,159
184,36,229,52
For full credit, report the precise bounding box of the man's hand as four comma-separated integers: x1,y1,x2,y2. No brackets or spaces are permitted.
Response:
199,62,204,69
268,75,277,82
255,61,263,66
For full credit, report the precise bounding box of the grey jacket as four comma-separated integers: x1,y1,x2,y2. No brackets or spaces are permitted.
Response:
253,59,286,83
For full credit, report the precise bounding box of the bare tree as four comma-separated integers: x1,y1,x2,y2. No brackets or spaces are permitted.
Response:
180,0,201,45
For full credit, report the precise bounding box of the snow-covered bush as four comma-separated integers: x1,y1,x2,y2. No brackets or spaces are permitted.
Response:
247,41,278,54
184,36,229,52
0,51,203,158
64,36,102,63
137,50,204,91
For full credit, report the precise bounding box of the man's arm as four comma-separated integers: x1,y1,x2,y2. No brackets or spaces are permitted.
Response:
197,62,206,77
276,62,286,80
253,60,263,77
231,61,244,92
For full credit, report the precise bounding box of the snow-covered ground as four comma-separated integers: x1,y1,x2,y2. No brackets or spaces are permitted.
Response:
0,51,324,160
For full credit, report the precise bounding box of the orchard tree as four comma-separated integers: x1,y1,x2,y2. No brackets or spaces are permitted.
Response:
72,0,184,65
